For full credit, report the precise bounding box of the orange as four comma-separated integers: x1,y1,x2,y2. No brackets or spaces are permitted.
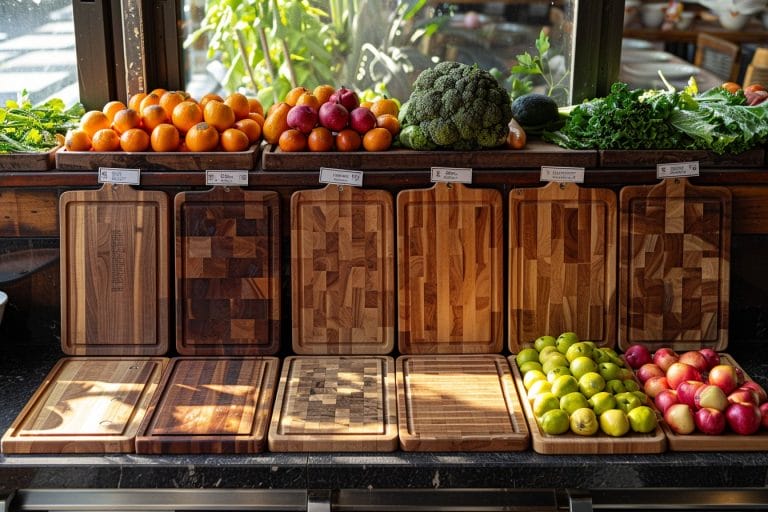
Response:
284,86,309,106
141,105,168,132
91,128,121,152
171,101,203,134
307,126,334,152
247,97,264,116
159,91,185,115
199,92,224,108
370,97,399,117
112,108,142,135
150,87,167,97
722,82,741,94
375,114,400,136
225,92,250,120
79,110,112,139
119,128,150,152
362,127,392,151
139,93,161,112
313,84,335,105
335,128,361,152
203,100,236,132
262,102,291,145
128,92,147,112
248,112,265,127
185,122,219,152
220,128,250,152
150,123,180,152
64,128,91,151
360,100,373,109
295,92,320,111
278,128,307,152
234,118,262,144
102,101,127,122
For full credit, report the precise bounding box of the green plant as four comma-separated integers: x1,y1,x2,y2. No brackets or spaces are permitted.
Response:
0,90,83,153
509,30,569,103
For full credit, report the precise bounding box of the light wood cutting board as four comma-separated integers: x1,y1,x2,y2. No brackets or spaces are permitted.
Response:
135,357,279,454
291,185,394,355
508,182,617,352
59,184,169,356
619,178,731,351
397,183,503,354
175,188,281,356
1,357,167,454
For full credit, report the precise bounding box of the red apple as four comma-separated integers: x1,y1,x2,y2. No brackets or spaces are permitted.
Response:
739,381,768,405
759,402,768,429
653,347,679,372
694,384,728,412
676,380,705,408
678,351,708,373
654,389,679,414
636,363,665,384
708,364,740,395
728,387,760,406
694,407,726,435
725,402,761,435
329,86,359,111
348,107,376,134
286,105,318,134
624,344,652,369
698,348,720,370
644,375,670,398
318,102,349,131
664,403,695,435
665,362,702,391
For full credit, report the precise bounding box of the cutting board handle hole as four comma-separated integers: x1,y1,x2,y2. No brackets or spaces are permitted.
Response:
128,365,139,370
99,420,112,427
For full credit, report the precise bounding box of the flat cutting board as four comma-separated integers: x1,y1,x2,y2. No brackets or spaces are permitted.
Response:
508,182,617,352
135,357,279,454
397,355,529,451
397,183,503,354
175,188,281,355
619,178,731,351
59,184,169,355
291,185,394,354
268,356,397,452
1,357,167,454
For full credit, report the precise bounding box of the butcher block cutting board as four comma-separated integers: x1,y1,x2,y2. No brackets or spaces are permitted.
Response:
619,178,731,351
175,188,281,356
509,182,617,352
59,184,169,355
268,356,397,452
135,357,279,454
397,355,529,451
397,183,503,354
1,357,167,454
291,185,394,354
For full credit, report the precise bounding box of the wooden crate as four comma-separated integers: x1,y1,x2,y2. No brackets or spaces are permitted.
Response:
0,145,59,171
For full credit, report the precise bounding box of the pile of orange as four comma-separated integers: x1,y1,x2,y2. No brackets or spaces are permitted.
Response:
64,88,264,153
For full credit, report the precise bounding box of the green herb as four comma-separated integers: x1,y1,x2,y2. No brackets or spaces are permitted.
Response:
0,90,84,153
510,30,569,101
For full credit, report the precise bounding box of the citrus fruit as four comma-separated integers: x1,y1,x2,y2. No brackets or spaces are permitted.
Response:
91,128,121,152
79,110,111,139
138,93,161,112
225,92,250,120
284,86,310,106
307,126,334,152
203,100,235,132
247,97,264,116
102,101,127,122
336,128,361,151
119,128,150,152
64,129,91,151
185,122,219,152
370,97,399,117
112,108,142,134
233,118,261,144
159,91,185,116
362,127,392,151
220,128,250,152
171,101,203,134
312,84,335,105
375,114,400,136
127,92,147,112
150,123,180,152
278,128,307,152
199,93,224,108
141,105,168,132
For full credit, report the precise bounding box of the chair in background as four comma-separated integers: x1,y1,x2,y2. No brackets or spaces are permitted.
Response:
693,33,741,83
744,47,768,86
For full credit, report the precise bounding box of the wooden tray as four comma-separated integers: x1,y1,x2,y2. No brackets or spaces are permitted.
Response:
135,357,279,454
291,185,394,355
0,145,59,171
175,188,281,356
1,357,167,454
59,183,169,356
600,148,765,169
397,355,529,452
619,178,731,352
508,182,617,352
510,358,667,454
397,183,503,354
268,356,397,452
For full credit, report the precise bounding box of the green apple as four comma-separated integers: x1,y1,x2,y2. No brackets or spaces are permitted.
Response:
617,368,634,380
598,362,622,381
593,348,613,364
523,370,547,390
518,361,543,375
569,356,598,380
626,405,658,433
588,391,617,416
542,353,570,374
526,379,553,401
570,407,599,436
578,371,606,398
546,366,572,383
556,331,580,354
560,391,590,415
516,347,540,367
599,408,630,437
538,345,560,363
631,390,650,405
565,342,594,363
582,341,597,350
539,408,570,435
622,379,640,392
605,379,627,394
550,375,579,398
534,335,557,352
533,392,561,418
614,391,642,413
600,346,619,360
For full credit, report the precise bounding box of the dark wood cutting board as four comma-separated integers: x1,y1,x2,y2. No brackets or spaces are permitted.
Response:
268,356,397,452
1,357,167,454
175,188,281,356
135,357,279,454
397,183,503,354
397,355,529,452
508,182,617,352
59,184,169,356
619,178,732,351
291,185,394,355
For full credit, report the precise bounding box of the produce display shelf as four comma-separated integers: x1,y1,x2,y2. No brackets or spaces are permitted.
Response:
599,147,766,168
0,145,60,171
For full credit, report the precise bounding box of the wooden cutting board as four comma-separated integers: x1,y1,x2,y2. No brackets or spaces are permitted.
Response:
397,183,503,354
508,182,617,352
619,178,731,351
268,356,397,452
135,357,279,454
291,185,394,355
175,188,281,356
397,355,529,451
1,357,167,454
59,184,169,356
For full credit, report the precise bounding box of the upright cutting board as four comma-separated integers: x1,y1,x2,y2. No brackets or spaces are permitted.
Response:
619,178,731,351
175,188,281,355
397,183,503,354
508,182,617,352
59,184,169,355
291,185,394,354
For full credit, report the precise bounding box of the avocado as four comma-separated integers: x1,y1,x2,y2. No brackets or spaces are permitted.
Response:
511,93,559,129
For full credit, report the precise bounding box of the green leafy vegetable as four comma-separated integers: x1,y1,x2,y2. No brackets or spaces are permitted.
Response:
0,90,84,153
509,30,569,102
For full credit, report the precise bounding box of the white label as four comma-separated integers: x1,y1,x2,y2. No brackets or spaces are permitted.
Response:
206,170,249,186
430,167,473,184
319,167,364,187
98,167,140,185
657,161,699,179
540,166,585,183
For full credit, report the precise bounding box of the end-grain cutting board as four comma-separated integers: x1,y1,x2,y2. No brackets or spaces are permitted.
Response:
619,178,731,351
397,183,503,354
397,355,529,451
268,356,397,452
1,357,167,454
508,182,617,352
291,185,394,355
59,184,169,356
135,357,279,454
175,188,281,356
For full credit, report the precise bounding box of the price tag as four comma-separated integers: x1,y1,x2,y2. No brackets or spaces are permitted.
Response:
430,167,473,184
319,167,364,187
98,167,140,185
540,166,585,183
206,170,249,186
657,161,699,179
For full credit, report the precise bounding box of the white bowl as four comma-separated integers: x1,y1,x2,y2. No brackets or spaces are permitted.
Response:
641,3,667,28
676,11,696,29
0,291,7,327
719,11,751,29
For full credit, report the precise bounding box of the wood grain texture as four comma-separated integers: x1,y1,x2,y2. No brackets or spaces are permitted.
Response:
175,188,281,356
397,355,529,452
508,182,617,352
55,145,259,171
510,357,667,454
397,183,503,354
268,356,397,452
0,146,58,171
59,184,169,355
291,185,394,355
1,357,167,454
599,148,765,168
135,357,279,454
0,189,59,236
619,178,731,351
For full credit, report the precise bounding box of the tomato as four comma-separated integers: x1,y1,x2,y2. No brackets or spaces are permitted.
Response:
744,84,766,94
721,82,741,94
